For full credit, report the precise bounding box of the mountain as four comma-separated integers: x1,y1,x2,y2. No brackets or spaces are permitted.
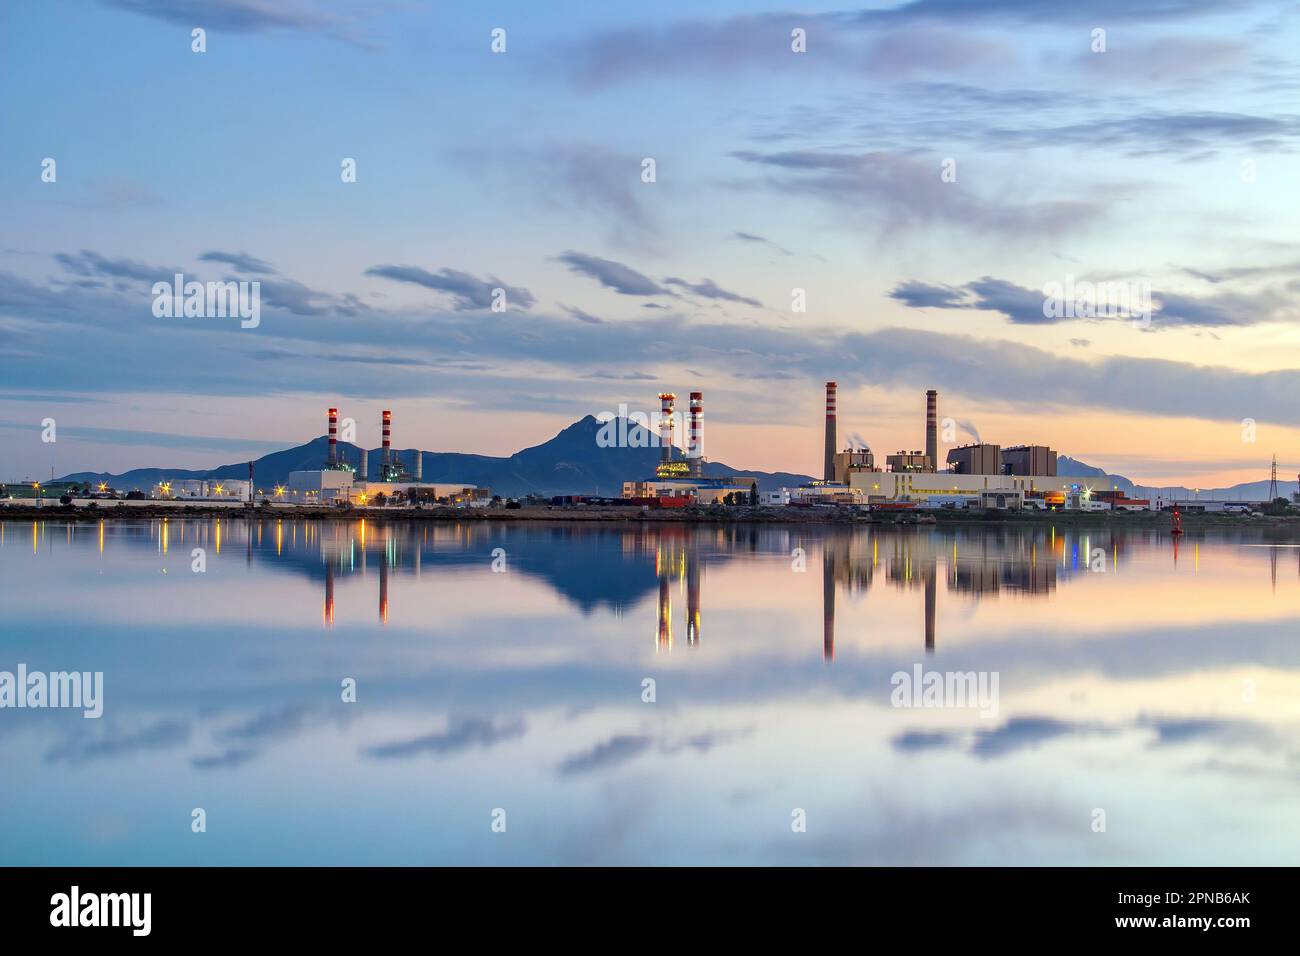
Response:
1057,455,1296,502
58,415,815,497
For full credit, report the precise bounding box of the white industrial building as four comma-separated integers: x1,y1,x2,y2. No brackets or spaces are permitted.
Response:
151,478,251,501
283,470,480,505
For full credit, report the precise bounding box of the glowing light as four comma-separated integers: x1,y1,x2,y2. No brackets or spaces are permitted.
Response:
274,485,286,498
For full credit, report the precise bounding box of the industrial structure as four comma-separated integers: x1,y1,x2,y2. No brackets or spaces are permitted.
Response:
283,406,484,506
781,383,1087,510
623,389,759,505
824,381,837,482
947,443,1001,476
925,389,938,473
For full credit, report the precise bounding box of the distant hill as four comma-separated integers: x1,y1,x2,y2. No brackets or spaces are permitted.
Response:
58,415,815,497
1057,455,1296,502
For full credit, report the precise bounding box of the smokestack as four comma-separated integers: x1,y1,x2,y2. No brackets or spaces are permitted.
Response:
688,392,703,478
382,409,392,472
824,381,837,482
327,407,338,467
247,461,254,503
359,449,368,480
658,393,676,464
925,390,938,472
414,450,422,482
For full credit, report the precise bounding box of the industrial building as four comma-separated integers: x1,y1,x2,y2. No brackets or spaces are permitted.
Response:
1002,444,1058,477
885,450,931,473
150,478,252,501
624,389,759,504
281,408,483,506
794,383,1088,510
947,443,1002,475
832,448,876,484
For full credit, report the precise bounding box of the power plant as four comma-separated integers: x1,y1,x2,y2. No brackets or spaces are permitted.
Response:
281,406,483,506
625,389,760,505
793,383,1085,510
25,381,1285,516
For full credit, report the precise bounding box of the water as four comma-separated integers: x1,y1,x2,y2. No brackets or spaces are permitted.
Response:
2,517,1298,865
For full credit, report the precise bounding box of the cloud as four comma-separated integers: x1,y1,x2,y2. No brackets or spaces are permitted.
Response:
663,277,762,307
100,0,370,44
565,3,1254,88
44,719,191,765
54,249,179,282
363,716,525,759
557,727,753,776
558,734,655,776
890,274,1298,327
729,149,1102,241
455,144,660,251
554,251,667,296
732,231,792,256
199,250,277,275
6,261,1300,430
364,265,534,311
0,420,289,454
1075,37,1248,85
986,111,1300,158
191,746,258,769
560,304,605,325
259,277,370,317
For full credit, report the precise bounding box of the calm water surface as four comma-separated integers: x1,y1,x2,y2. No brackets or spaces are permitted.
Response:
2,517,1299,865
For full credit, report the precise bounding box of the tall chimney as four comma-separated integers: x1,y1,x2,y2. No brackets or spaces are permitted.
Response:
381,409,392,473
687,392,703,478
658,393,676,465
327,407,338,467
247,461,254,503
413,450,422,482
359,449,368,480
824,381,837,482
925,389,938,472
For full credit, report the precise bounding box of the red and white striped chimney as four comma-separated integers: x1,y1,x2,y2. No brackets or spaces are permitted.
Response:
327,407,338,467
658,393,676,464
824,381,837,482
382,409,392,471
688,391,703,478
925,389,938,472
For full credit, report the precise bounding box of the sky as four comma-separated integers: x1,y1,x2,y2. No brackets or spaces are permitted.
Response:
2,0,1300,488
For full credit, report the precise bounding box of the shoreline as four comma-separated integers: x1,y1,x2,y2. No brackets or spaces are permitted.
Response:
3,502,1298,528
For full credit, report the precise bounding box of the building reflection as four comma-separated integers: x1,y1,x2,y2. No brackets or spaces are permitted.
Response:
24,517,1290,654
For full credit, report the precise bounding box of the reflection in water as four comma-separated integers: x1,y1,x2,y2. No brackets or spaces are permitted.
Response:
6,516,1300,866
27,517,1293,658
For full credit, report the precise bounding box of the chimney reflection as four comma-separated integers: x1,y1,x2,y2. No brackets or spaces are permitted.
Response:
324,561,335,627
924,561,936,654
686,540,701,647
379,546,389,625
823,546,835,662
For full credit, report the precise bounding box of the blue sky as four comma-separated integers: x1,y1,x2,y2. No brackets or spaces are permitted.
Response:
3,0,1300,486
